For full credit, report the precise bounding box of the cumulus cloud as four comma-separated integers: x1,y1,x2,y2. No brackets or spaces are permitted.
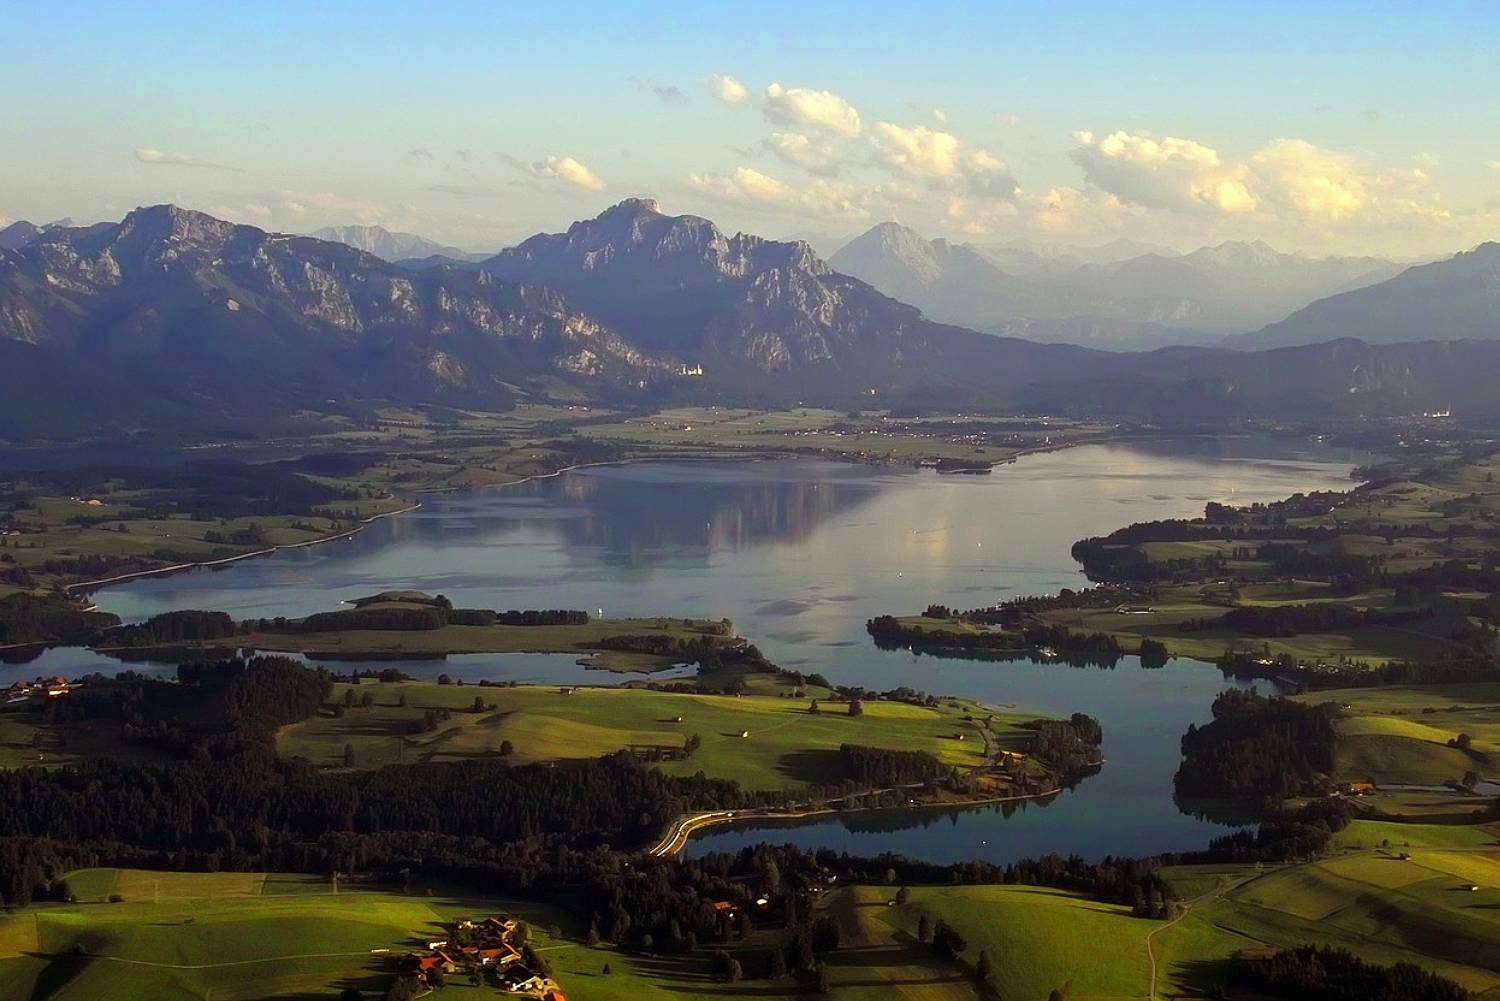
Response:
762,132,841,177
870,123,1018,200
133,148,241,172
688,167,868,220
709,73,749,104
1070,130,1256,214
1250,139,1367,221
535,155,607,191
763,83,862,138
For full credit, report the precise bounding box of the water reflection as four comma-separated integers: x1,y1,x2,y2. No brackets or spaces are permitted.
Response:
80,439,1368,864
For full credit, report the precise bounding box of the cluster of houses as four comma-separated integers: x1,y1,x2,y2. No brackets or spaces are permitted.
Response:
3,676,74,707
400,916,564,999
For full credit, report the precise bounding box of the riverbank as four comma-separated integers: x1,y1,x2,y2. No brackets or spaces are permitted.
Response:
649,785,1067,858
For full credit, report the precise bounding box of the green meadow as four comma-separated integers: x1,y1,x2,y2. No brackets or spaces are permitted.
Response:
277,682,1028,790
0,870,575,1001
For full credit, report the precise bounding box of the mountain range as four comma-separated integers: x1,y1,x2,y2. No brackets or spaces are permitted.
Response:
1224,242,1500,350
310,224,487,264
829,222,1405,349
2,200,1497,440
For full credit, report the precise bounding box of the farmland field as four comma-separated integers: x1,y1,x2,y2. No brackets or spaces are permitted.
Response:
0,870,576,1001
277,682,1026,790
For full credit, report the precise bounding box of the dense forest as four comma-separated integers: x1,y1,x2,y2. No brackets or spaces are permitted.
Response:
1239,945,1472,1001
0,592,120,646
1175,690,1337,800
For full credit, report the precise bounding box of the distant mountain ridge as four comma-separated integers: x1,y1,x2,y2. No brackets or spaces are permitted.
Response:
1,201,1496,440
829,222,1404,348
0,205,690,434
311,224,488,263
477,199,1106,401
829,222,1211,349
1224,242,1500,349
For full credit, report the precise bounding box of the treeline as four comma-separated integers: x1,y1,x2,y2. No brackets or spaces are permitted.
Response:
1175,690,1337,800
839,745,952,787
1023,713,1105,778
103,609,238,647
1239,945,1472,1001
0,593,120,646
45,657,330,756
866,615,1123,662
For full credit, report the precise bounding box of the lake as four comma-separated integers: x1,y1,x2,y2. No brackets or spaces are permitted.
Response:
76,436,1366,864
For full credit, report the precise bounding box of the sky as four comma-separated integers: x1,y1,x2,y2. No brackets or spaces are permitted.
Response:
3,1,1499,257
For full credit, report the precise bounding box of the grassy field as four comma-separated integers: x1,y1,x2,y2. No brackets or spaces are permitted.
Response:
1162,849,1500,996
276,682,1025,790
1035,590,1441,667
1296,682,1500,789
0,869,578,1001
0,712,160,770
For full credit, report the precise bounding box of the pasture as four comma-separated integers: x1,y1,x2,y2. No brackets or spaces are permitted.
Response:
0,869,575,1001
276,682,1018,790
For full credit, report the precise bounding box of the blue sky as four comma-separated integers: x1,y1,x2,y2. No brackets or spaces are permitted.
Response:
3,1,1498,255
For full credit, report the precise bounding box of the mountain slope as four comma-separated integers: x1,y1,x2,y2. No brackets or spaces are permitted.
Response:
1021,338,1500,419
1224,243,1500,349
311,224,487,263
0,206,687,433
479,200,1111,402
829,222,1211,349
1065,241,1403,335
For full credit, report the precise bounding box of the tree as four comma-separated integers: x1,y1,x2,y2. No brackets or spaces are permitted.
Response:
500,739,514,756
808,699,820,715
768,947,788,979
975,949,992,982
640,933,654,953
727,957,743,983
586,924,601,947
602,962,612,975
343,743,355,767
917,914,931,943
895,886,910,906
760,856,782,897
848,698,863,717
815,963,831,994
472,695,485,713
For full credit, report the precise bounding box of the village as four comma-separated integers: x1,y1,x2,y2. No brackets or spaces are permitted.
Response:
398,915,566,999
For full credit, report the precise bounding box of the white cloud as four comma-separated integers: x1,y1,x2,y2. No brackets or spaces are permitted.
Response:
133,147,241,171
535,155,607,191
1070,130,1256,214
1489,160,1500,172
762,132,841,177
688,167,868,221
709,73,749,104
932,108,948,124
1250,139,1369,222
763,83,862,138
274,191,382,223
870,122,1018,200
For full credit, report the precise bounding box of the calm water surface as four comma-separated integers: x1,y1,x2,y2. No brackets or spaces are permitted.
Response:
66,437,1366,863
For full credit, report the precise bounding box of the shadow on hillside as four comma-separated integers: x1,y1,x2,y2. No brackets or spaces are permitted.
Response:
775,748,846,785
